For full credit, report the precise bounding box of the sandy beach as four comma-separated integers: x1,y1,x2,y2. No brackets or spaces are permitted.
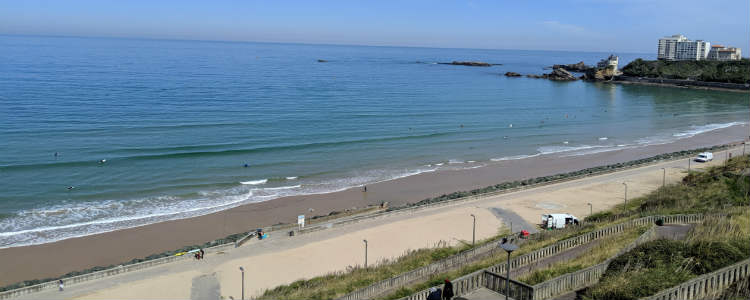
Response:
1,124,747,290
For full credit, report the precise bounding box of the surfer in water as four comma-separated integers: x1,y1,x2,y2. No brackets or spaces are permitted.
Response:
98,159,107,164
67,186,75,190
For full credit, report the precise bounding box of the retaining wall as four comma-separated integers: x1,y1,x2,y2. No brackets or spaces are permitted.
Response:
613,76,750,90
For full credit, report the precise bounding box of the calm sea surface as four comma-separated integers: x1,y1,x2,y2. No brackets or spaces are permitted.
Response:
0,35,747,248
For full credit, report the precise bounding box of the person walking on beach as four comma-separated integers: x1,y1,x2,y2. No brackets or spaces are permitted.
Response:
442,279,454,300
200,248,205,259
58,280,64,291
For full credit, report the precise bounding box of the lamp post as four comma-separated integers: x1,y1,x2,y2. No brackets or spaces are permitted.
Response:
239,266,245,300
363,239,368,268
661,168,666,188
587,203,592,217
622,182,628,209
470,214,476,247
500,243,519,300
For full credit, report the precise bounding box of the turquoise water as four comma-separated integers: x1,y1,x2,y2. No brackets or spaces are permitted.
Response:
0,35,747,248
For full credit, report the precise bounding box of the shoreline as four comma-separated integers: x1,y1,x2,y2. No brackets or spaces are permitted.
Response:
606,76,750,93
0,124,747,287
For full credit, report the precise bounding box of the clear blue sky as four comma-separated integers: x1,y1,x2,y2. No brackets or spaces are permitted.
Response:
1,0,748,53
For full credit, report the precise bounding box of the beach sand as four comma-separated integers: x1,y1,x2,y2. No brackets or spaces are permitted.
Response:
1,124,747,289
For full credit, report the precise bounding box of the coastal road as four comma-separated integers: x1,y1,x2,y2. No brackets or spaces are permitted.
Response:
12,145,744,300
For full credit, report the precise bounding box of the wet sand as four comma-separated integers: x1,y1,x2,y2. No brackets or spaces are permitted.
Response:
0,124,747,287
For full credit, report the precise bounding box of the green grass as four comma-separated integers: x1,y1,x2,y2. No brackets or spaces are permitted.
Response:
518,225,647,285
378,221,622,300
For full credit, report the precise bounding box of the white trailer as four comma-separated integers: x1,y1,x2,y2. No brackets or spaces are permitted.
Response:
541,213,579,229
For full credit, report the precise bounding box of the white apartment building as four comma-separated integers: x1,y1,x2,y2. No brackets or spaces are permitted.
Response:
707,45,742,61
657,34,710,61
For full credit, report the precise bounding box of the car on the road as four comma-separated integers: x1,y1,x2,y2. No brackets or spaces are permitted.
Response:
694,152,713,162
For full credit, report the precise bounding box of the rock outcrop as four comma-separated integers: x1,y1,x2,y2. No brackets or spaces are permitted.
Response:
504,72,522,77
552,61,592,72
547,67,577,81
527,67,578,81
441,61,493,67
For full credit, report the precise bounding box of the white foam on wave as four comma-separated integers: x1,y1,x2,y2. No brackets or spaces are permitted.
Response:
448,159,463,164
673,122,744,138
491,154,541,161
285,176,298,180
435,163,444,166
256,185,301,191
241,179,267,185
0,189,256,248
598,137,608,141
537,145,608,155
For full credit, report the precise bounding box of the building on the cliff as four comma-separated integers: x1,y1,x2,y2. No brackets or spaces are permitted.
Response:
707,45,742,61
596,55,619,69
658,34,710,61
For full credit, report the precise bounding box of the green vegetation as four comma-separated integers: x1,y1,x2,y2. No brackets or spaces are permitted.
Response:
379,221,622,300
518,225,647,285
621,58,750,84
582,211,750,300
258,232,509,300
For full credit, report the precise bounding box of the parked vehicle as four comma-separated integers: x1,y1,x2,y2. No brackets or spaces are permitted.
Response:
541,213,579,229
694,152,713,162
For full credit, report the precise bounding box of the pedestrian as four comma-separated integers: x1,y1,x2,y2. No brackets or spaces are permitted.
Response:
200,248,205,259
442,279,454,300
427,287,442,300
58,280,64,291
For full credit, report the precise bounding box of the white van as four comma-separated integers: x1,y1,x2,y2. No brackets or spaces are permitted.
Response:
694,152,713,162
541,213,579,229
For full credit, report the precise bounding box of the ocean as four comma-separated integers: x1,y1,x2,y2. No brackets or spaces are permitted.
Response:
0,35,747,248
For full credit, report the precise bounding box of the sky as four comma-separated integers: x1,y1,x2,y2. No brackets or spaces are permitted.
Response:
0,0,748,53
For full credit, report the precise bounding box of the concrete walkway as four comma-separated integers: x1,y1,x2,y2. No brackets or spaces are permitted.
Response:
455,287,509,300
489,207,539,235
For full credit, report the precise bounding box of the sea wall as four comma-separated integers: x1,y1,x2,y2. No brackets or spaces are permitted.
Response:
613,76,750,90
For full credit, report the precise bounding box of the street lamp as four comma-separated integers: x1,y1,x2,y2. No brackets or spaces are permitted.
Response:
470,214,476,246
661,168,666,188
587,203,592,217
238,266,245,300
622,182,628,209
500,243,519,300
363,239,368,268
